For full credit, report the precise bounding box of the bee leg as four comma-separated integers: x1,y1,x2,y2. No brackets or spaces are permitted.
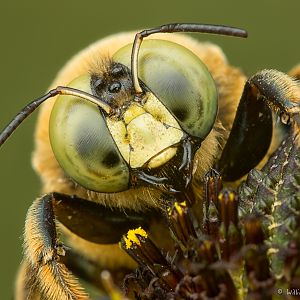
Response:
20,194,89,300
15,259,42,300
218,69,300,181
17,192,157,299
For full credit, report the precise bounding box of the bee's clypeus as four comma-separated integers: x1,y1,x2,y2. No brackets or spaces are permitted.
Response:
1,23,299,299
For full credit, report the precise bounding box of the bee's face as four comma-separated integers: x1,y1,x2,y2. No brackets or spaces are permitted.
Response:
49,39,218,193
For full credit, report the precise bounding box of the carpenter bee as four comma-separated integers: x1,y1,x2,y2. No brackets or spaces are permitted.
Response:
1,23,300,300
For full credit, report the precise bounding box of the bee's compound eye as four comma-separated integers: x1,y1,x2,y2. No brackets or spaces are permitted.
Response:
114,40,218,139
49,75,129,193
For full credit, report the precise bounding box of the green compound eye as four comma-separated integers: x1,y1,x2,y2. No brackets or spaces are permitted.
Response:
113,39,218,140
49,75,129,193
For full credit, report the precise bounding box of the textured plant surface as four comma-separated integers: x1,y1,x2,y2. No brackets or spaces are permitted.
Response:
104,123,300,300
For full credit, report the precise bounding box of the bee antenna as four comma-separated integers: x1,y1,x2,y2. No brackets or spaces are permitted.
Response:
0,86,112,148
131,23,248,94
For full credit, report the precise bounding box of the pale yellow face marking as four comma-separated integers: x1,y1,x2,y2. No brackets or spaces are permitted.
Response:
123,104,145,124
105,119,130,162
126,113,181,168
147,147,177,169
106,93,183,168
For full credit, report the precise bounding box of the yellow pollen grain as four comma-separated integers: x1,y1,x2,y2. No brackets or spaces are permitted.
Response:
174,202,186,216
229,192,235,201
125,227,148,249
167,206,172,216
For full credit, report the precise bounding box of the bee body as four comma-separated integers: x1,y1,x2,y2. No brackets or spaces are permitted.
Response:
4,24,295,299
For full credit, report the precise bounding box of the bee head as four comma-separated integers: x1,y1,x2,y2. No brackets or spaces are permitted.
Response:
0,24,247,194
50,39,218,193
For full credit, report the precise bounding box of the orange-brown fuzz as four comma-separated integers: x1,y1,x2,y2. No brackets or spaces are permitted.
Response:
17,31,292,299
288,63,300,80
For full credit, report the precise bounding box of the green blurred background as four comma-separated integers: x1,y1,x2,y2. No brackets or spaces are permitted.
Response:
0,0,299,298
